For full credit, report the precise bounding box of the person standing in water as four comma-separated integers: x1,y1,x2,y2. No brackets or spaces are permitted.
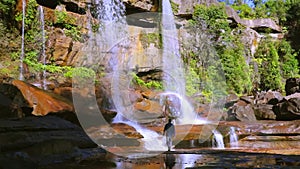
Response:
163,119,175,151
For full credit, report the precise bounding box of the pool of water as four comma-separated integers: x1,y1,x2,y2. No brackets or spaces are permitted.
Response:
42,150,300,169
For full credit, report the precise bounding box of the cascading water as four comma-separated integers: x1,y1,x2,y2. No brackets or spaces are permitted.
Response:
113,114,167,151
161,0,184,95
92,0,168,151
38,5,46,89
19,0,26,80
212,130,225,149
229,126,238,147
161,0,207,126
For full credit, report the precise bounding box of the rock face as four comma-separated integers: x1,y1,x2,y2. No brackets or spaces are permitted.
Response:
225,6,281,32
11,80,74,116
0,116,102,167
0,80,29,118
273,93,300,120
285,78,300,95
172,0,219,16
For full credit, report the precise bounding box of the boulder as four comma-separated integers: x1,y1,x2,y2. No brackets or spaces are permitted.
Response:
227,100,257,121
274,93,300,120
285,78,300,96
253,104,276,120
0,82,29,118
86,124,141,147
11,80,74,117
225,6,281,32
111,123,144,139
224,93,239,108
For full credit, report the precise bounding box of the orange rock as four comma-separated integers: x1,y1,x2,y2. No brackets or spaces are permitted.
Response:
12,80,73,116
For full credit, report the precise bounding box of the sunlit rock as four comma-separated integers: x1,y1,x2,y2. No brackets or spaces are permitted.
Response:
12,80,74,116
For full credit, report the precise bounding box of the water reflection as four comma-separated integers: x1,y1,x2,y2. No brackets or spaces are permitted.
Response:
41,151,300,169
165,154,175,169
112,152,300,169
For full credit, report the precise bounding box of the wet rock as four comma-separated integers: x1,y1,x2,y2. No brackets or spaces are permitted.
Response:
285,78,300,96
134,99,162,114
111,123,144,139
86,124,141,147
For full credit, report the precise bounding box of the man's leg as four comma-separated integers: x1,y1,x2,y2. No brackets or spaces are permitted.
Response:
166,137,172,151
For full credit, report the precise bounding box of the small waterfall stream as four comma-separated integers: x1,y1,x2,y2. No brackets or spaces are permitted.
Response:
230,127,238,147
38,5,46,89
212,130,225,149
19,0,26,80
113,114,167,151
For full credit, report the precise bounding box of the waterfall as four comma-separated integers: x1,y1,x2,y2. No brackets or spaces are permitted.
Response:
94,0,126,49
161,0,185,95
212,130,225,149
94,0,168,152
38,6,46,89
19,0,26,80
161,0,206,125
229,127,238,147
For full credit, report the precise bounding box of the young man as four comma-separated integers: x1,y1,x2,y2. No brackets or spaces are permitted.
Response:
163,119,175,151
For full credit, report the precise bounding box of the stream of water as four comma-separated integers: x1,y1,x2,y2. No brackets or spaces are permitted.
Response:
212,129,225,149
38,5,46,90
161,0,185,96
230,126,239,147
19,0,26,80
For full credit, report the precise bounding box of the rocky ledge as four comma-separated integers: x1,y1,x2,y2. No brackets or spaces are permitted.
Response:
0,115,105,168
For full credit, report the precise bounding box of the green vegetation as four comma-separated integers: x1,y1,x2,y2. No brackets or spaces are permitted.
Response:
188,4,251,95
64,67,96,80
140,32,161,48
2,0,86,79
170,1,179,14
131,73,163,90
186,1,299,95
54,10,83,42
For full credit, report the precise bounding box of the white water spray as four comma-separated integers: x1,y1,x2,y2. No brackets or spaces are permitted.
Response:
113,114,167,151
212,130,225,149
158,92,207,125
161,0,185,95
229,126,238,147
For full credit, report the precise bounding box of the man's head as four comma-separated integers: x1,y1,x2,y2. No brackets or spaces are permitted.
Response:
168,119,172,123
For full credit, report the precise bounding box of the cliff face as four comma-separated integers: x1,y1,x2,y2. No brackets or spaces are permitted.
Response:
30,0,282,72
